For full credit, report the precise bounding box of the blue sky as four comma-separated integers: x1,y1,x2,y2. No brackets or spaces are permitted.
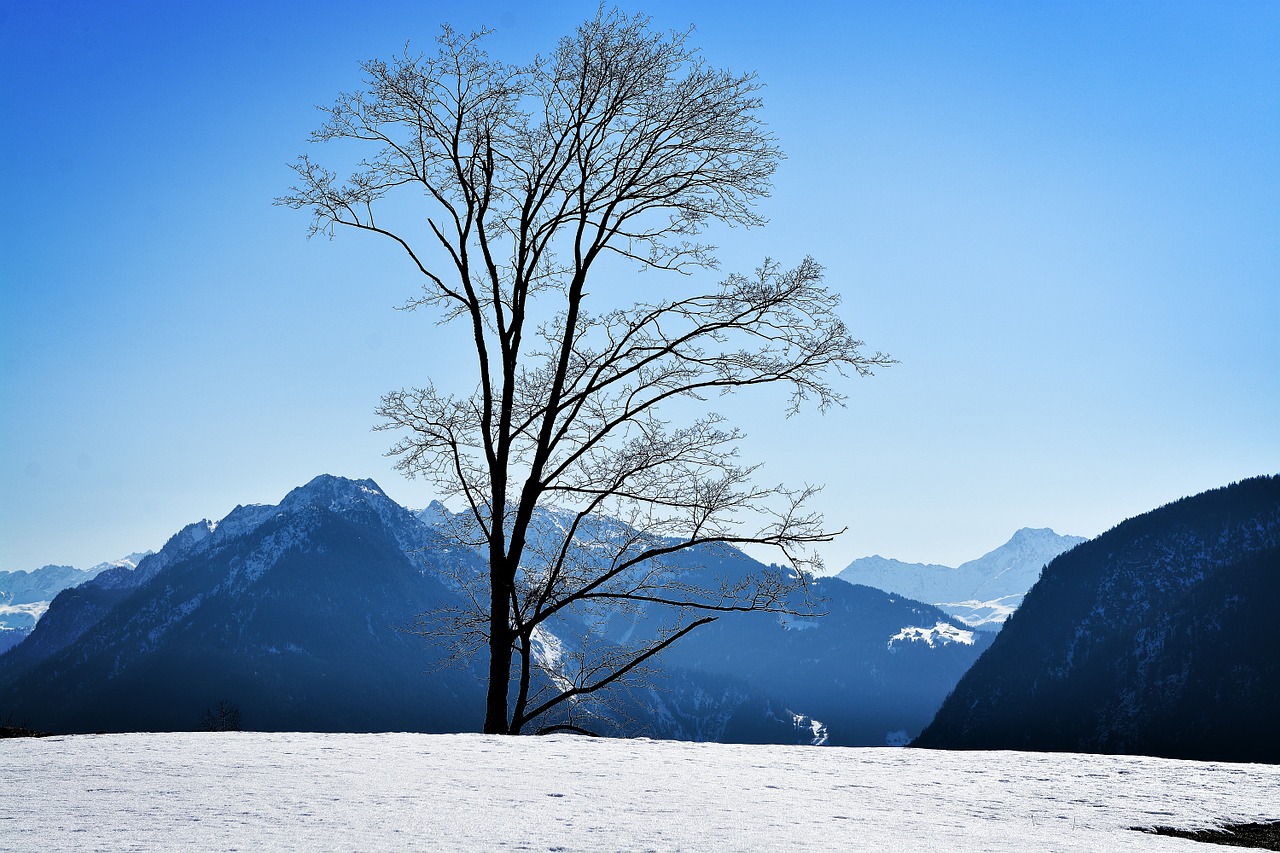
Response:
2,1,1277,572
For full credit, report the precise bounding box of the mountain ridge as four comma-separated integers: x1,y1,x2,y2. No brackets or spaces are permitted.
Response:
0,475,487,733
2,475,990,744
0,553,150,653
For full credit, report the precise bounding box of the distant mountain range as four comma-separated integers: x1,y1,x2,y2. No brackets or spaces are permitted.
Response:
916,475,1280,763
11,473,1271,760
0,554,149,653
838,528,1085,629
0,476,988,745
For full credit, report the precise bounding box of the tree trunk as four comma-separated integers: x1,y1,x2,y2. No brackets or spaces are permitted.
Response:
482,577,512,734
509,631,534,735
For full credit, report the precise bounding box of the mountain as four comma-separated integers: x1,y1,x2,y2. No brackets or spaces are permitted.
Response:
0,476,487,733
838,528,1086,629
915,475,1280,763
0,554,149,653
2,476,991,744
0,477,795,740
659,577,994,745
414,503,994,745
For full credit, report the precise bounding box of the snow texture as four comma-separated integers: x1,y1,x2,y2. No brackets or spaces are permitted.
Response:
2,732,1276,852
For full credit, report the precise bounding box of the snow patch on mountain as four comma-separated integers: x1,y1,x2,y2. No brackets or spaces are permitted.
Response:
530,625,565,670
415,500,453,529
530,625,589,704
791,712,829,746
79,553,151,578
887,621,975,649
0,601,50,626
209,503,278,542
228,513,316,588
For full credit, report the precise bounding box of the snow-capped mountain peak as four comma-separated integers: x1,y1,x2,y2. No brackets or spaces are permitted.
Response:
837,528,1085,629
416,500,452,528
957,528,1086,600
89,477,421,596
280,474,390,512
85,552,152,574
278,475,431,555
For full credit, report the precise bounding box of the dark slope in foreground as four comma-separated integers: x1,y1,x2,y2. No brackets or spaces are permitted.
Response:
916,475,1280,762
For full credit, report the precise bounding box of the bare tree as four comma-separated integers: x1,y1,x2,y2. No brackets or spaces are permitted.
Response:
201,700,242,733
279,8,892,735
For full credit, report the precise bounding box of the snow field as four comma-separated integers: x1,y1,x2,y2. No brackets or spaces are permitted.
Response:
2,732,1277,852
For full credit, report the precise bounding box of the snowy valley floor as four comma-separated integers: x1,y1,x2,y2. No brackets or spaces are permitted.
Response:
2,732,1277,852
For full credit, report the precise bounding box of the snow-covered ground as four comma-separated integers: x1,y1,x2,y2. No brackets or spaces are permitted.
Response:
2,733,1276,851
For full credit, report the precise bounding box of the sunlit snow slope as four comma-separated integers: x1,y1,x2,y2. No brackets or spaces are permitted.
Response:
2,732,1276,853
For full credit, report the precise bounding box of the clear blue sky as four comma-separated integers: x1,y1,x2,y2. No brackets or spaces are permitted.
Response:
2,1,1277,572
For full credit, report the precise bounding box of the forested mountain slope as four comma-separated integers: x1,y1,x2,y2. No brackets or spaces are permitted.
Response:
916,475,1280,762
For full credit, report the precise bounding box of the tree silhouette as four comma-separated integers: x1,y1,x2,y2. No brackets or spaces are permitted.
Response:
280,8,891,734
201,700,242,733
